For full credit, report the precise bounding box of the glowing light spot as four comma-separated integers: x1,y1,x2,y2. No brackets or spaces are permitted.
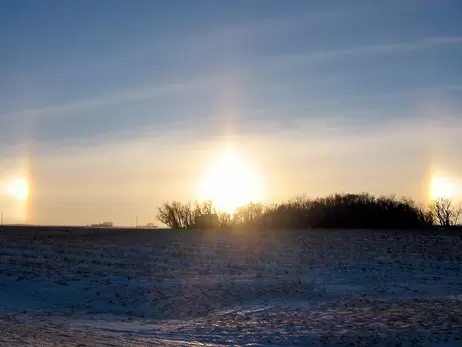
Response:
197,148,263,213
430,175,455,200
5,178,29,201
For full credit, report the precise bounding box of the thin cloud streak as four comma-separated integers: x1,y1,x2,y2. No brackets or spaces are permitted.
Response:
10,84,461,152
253,85,462,113
1,83,190,121
5,34,460,123
262,36,462,66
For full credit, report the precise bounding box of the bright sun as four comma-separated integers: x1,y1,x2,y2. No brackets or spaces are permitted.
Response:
4,178,29,201
429,175,455,200
198,148,262,213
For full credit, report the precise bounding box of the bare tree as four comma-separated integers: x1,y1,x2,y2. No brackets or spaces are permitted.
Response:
429,198,462,227
233,202,265,226
89,221,113,227
157,201,194,229
157,200,215,229
193,200,213,216
157,201,180,228
217,211,232,228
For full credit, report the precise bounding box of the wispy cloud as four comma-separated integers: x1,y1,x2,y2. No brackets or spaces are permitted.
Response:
263,36,462,66
253,85,462,112
2,82,189,121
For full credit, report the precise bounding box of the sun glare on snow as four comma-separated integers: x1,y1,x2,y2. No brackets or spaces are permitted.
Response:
5,178,29,201
198,148,263,213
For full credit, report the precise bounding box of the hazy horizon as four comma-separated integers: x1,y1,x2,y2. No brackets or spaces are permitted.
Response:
1,1,461,225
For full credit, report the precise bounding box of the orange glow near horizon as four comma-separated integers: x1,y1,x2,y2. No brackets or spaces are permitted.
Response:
5,177,29,202
429,175,457,201
197,148,263,213
1,175,30,224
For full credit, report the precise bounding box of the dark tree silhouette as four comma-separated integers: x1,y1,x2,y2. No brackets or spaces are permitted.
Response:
193,200,213,216
89,221,113,227
157,200,217,229
157,193,436,230
429,198,462,226
233,202,265,227
217,211,232,229
157,201,194,229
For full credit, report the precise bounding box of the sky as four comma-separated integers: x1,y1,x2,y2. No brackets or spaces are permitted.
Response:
0,0,461,225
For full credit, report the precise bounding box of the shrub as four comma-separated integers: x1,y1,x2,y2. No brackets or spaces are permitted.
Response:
157,193,438,229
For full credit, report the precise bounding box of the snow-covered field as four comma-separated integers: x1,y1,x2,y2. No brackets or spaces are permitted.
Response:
1,228,462,346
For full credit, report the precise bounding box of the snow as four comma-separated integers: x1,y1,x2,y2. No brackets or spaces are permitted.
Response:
0,228,462,346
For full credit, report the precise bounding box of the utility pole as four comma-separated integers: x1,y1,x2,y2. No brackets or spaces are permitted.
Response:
1,212,3,226
136,215,138,228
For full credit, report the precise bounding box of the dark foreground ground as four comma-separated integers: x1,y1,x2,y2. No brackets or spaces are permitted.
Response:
1,226,462,346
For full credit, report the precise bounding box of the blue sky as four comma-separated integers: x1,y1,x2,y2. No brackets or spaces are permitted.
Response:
0,0,461,225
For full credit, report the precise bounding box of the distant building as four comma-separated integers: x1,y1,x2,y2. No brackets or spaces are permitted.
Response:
195,214,219,229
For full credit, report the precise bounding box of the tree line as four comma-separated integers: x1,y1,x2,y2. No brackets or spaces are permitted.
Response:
157,193,462,229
